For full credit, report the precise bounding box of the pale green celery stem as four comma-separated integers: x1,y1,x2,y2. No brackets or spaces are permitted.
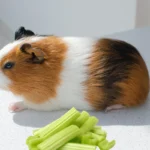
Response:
37,125,80,150
34,107,80,139
79,116,99,135
74,111,90,127
58,143,100,150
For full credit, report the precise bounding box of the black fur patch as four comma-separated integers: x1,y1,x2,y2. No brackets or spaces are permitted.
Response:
14,26,52,40
98,39,141,108
15,26,35,40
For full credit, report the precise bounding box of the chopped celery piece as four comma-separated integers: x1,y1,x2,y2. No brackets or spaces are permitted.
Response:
84,132,93,137
70,137,81,143
81,132,104,145
107,140,116,149
74,111,90,127
92,128,107,138
98,139,108,150
30,148,39,150
58,143,100,150
26,136,34,144
98,139,116,150
93,126,102,130
34,107,80,139
81,135,90,144
87,139,98,145
91,132,105,142
28,138,43,147
37,125,80,150
79,116,98,135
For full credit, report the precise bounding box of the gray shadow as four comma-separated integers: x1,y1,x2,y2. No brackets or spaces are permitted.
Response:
13,96,150,128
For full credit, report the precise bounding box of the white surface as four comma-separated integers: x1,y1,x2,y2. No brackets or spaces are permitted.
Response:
0,0,137,36
0,27,150,150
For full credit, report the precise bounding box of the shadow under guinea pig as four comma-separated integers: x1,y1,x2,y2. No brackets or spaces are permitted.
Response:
13,96,150,128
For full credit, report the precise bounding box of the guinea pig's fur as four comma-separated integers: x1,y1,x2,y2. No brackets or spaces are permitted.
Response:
0,35,149,112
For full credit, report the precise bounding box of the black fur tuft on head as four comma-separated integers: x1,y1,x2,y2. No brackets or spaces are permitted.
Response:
15,26,53,40
15,26,35,40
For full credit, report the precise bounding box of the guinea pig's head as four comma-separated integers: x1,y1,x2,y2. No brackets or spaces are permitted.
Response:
0,40,45,90
0,37,66,103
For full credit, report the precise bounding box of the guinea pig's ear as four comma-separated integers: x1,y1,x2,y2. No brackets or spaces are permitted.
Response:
20,43,45,64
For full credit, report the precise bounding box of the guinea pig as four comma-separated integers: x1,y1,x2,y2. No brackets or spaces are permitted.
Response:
0,35,149,112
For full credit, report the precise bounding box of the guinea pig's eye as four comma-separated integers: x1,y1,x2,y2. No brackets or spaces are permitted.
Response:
3,62,15,69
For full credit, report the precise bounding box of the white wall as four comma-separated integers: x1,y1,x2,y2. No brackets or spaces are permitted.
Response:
148,0,150,26
0,0,137,36
135,0,149,28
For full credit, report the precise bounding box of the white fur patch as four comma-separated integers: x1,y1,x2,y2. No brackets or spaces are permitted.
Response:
29,36,45,42
24,99,61,111
56,37,97,110
0,41,21,61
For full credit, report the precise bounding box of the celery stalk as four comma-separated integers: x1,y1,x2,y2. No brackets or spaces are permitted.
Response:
87,139,98,145
34,107,80,139
79,116,98,135
28,138,43,148
58,143,100,150
37,125,80,150
92,126,102,130
99,139,109,149
81,132,104,145
91,132,105,142
74,111,90,127
98,139,115,150
81,135,91,144
83,132,93,138
92,128,107,138
26,136,34,144
107,140,116,149
30,148,39,150
70,137,81,143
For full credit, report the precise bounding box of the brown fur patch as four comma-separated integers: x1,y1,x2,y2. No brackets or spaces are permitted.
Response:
115,58,149,107
1,36,67,104
85,38,149,110
84,41,105,110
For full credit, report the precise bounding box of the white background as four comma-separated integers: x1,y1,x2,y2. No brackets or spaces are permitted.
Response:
0,0,149,36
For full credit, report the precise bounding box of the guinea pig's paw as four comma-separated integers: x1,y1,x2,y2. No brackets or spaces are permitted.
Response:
8,101,27,113
105,104,125,113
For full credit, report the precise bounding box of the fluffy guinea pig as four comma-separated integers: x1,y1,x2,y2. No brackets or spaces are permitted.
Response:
0,28,149,112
